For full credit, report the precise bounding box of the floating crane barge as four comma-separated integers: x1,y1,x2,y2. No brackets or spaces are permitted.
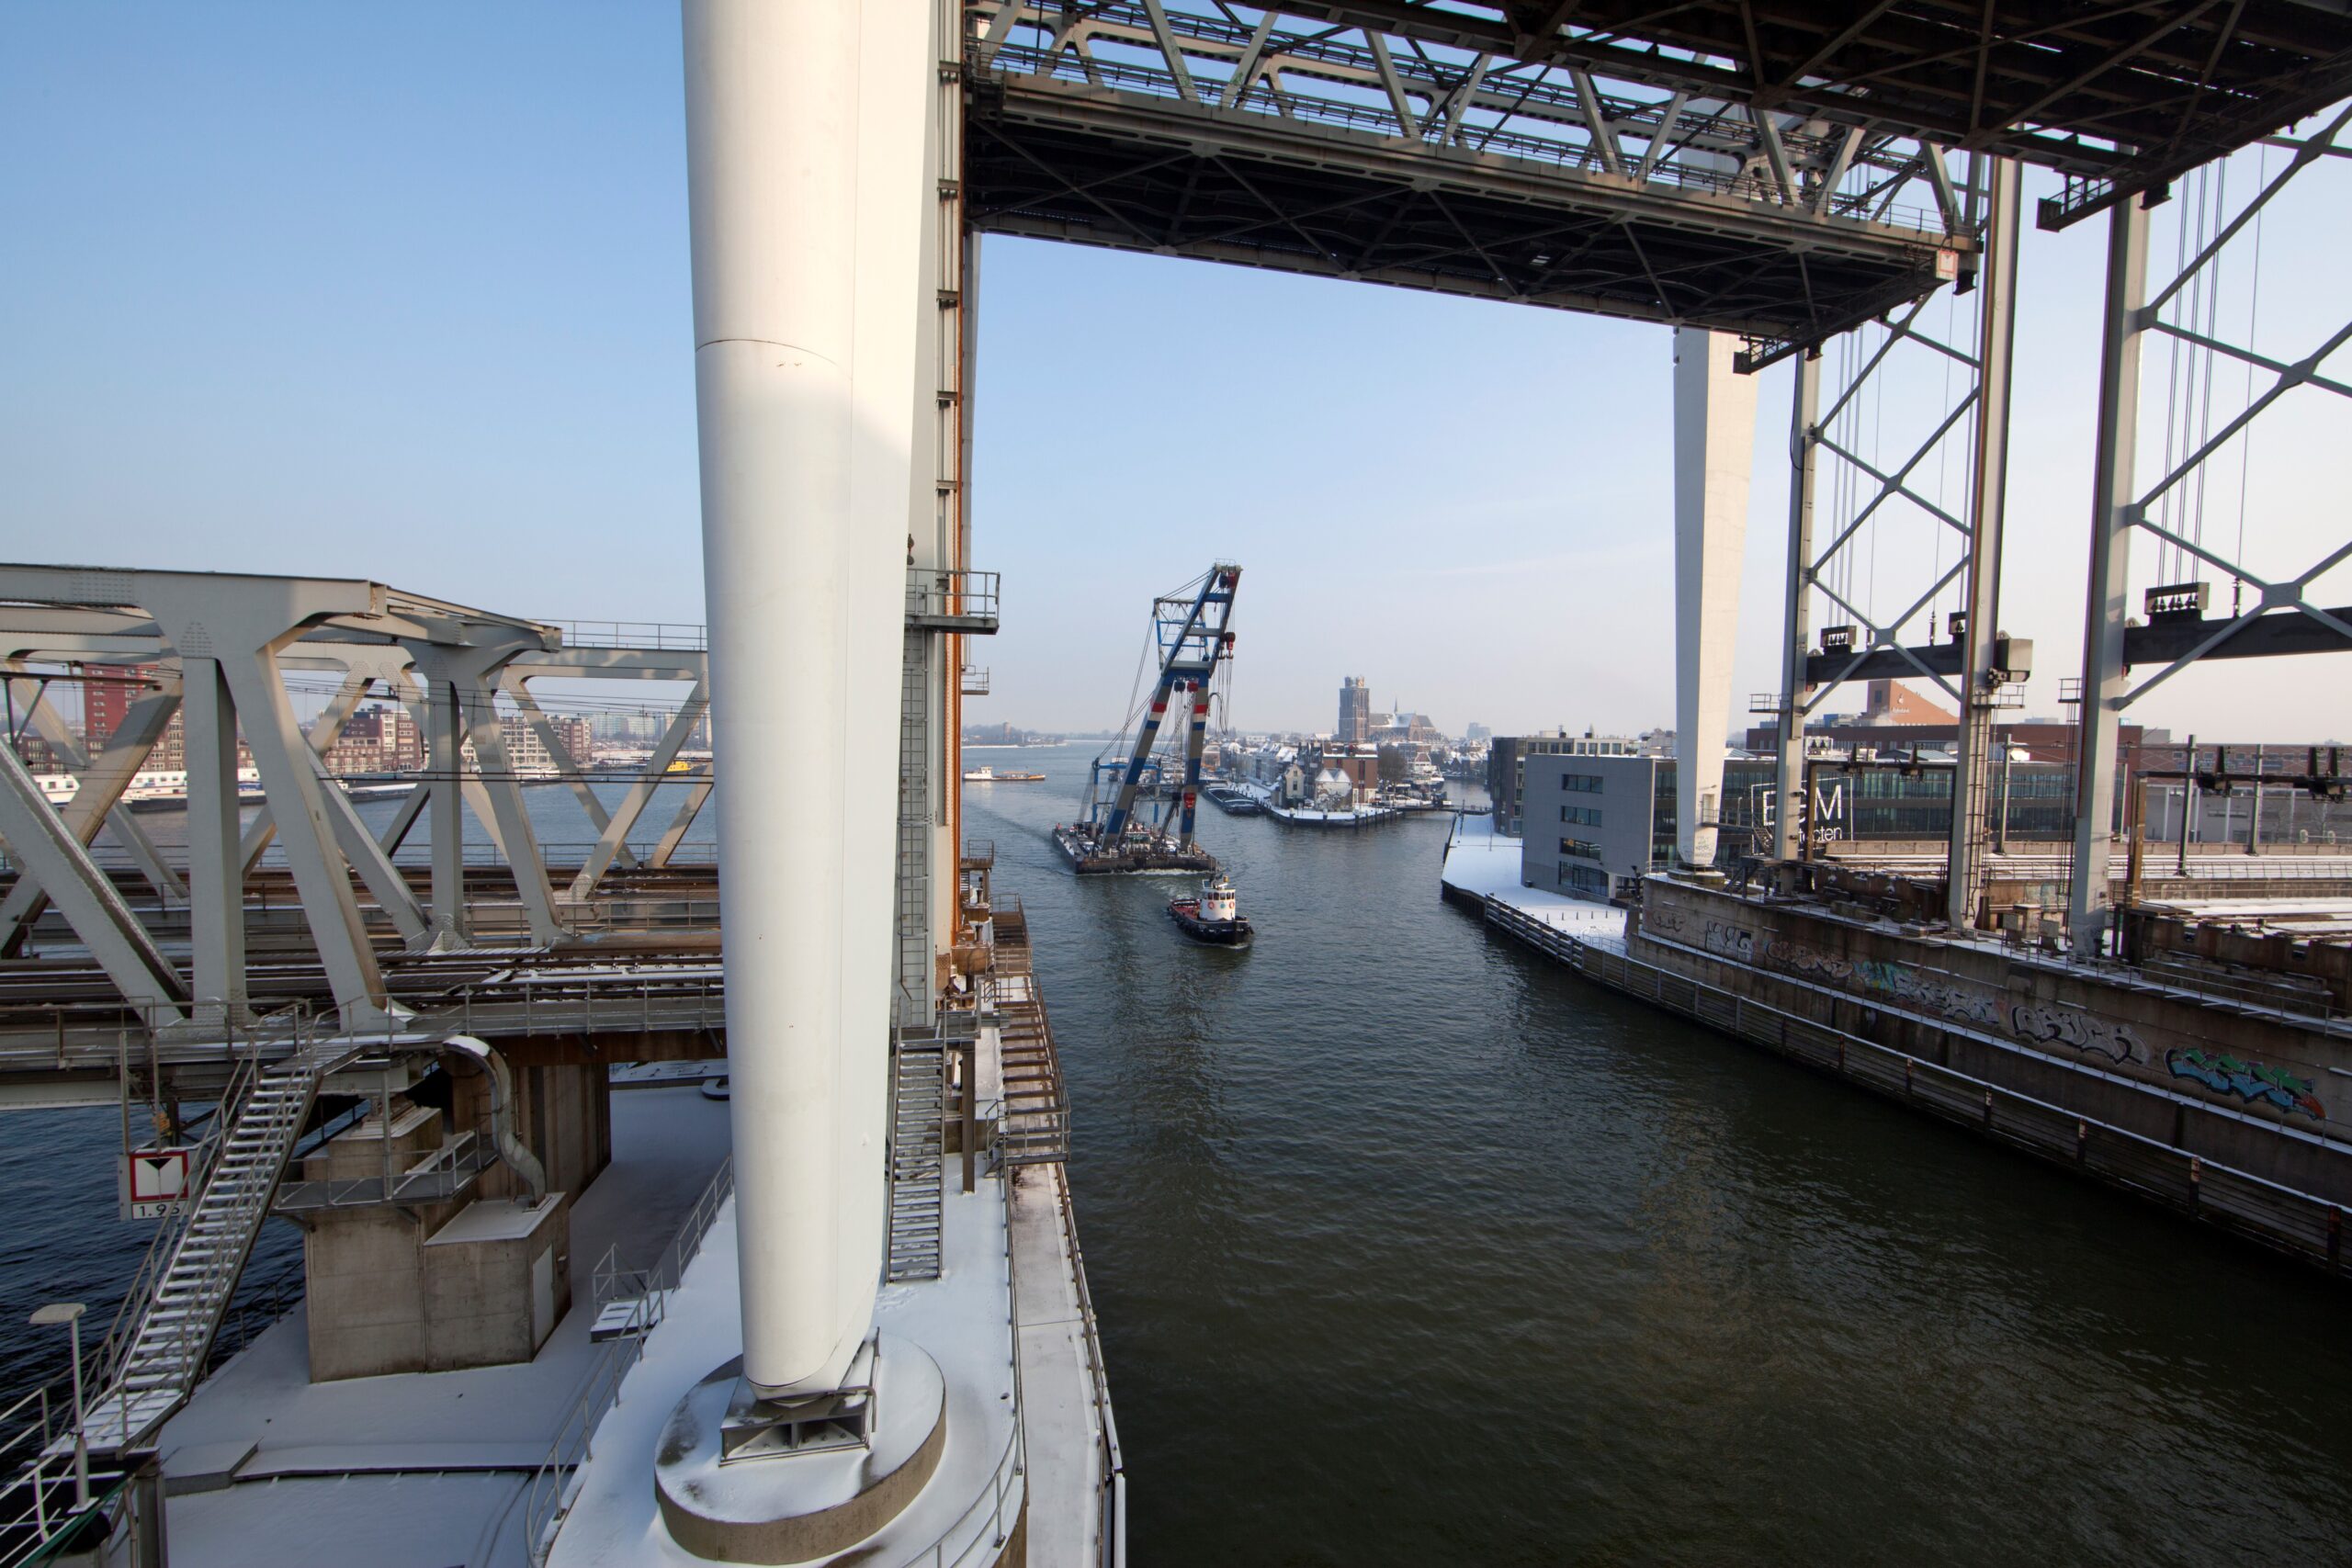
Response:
1055,564,1239,875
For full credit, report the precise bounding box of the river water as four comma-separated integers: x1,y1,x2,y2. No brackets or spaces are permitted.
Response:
6,750,2348,1564
968,744,2352,1568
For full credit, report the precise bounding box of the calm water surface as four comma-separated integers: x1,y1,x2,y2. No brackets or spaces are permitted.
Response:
969,744,2351,1568
4,752,2346,1565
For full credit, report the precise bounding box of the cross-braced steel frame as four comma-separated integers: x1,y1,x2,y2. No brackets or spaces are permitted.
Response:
2068,104,2352,953
1762,154,2023,928
0,567,715,1043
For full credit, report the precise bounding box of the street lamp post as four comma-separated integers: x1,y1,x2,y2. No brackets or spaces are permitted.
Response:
28,1302,89,1507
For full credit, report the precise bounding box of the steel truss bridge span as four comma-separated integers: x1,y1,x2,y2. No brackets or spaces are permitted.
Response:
964,2,2352,364
1240,0,2352,230
968,0,1984,364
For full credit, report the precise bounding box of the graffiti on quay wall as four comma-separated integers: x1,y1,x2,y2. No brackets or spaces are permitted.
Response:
2002,1000,2146,1066
1673,904,2318,1115
1702,919,1756,964
1854,958,2005,1033
1848,958,2147,1062
2165,1048,2327,1121
1678,913,2154,1066
1765,936,1852,985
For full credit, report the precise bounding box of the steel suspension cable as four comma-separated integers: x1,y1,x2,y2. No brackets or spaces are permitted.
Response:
2190,159,2229,574
2233,141,2271,615
2156,172,2196,584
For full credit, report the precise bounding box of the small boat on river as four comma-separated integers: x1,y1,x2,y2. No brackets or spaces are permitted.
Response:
1169,874,1253,947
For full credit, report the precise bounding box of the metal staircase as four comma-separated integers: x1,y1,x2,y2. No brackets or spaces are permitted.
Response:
886,1036,944,1281
992,977,1071,1166
77,1043,339,1453
894,626,933,1013
985,900,1070,1166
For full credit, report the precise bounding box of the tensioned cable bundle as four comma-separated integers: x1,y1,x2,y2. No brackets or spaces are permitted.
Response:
2154,157,2233,588
2232,141,2270,617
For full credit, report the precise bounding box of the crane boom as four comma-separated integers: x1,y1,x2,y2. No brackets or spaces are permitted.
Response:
1177,677,1210,844
1100,564,1240,845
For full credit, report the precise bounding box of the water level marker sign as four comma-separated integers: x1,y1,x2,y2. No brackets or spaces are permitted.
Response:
121,1146,190,1220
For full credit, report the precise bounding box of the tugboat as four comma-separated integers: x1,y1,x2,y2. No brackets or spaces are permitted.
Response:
1169,874,1253,947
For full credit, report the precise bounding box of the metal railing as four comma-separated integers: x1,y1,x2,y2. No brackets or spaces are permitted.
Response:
83,1031,348,1451
2133,953,2340,1023
0,1378,130,1568
1055,1164,1125,1567
1710,862,2349,1032
909,1405,1024,1568
525,1154,734,1565
272,1128,500,1213
93,1008,296,1387
441,971,729,1042
1831,847,2352,878
906,569,1001,628
555,896,724,937
547,620,707,652
905,1096,1028,1568
0,1024,308,1563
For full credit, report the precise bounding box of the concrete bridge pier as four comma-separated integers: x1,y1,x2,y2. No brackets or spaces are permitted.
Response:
295,1045,607,1381
1672,328,1758,873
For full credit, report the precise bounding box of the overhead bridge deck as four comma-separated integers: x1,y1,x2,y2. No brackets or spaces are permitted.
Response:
961,0,2352,363
1274,0,2352,229
967,0,1978,362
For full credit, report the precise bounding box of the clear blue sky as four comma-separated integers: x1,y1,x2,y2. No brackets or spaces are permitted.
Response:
6,5,2343,741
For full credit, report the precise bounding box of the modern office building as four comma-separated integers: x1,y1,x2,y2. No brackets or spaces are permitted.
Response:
1521,753,2102,902
1487,731,1640,840
1519,752,1660,900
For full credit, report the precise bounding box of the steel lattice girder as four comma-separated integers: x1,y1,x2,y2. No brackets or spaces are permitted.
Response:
1266,0,2352,229
968,75,1966,362
1792,604,2352,687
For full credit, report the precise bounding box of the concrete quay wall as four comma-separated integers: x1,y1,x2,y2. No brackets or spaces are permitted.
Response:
1633,881,2349,1204
1462,884,2350,1275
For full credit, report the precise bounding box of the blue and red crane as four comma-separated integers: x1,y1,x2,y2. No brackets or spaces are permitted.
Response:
1055,563,1239,874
